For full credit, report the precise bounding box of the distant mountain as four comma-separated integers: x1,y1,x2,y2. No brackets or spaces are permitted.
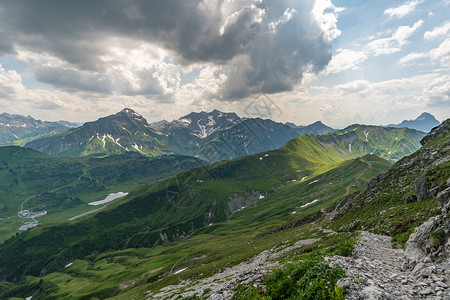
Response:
24,109,338,162
285,121,305,129
158,109,242,138
0,113,73,146
295,121,336,135
25,108,171,157
310,124,425,162
199,118,301,161
150,119,168,126
25,109,421,163
388,112,440,133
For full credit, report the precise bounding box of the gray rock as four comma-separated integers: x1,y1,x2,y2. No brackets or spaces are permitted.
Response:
413,262,426,273
437,187,450,214
437,281,448,288
420,288,434,295
420,267,432,277
414,174,429,201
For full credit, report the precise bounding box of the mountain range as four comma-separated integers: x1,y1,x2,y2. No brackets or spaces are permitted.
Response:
23,108,337,162
0,113,78,146
0,117,446,298
0,109,447,299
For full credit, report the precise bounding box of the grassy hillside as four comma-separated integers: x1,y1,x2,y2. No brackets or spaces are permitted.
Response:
0,124,430,298
0,154,391,298
0,146,204,243
0,127,395,295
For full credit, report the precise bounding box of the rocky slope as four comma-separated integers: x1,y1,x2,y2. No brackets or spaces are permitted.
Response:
330,231,449,299
328,119,449,299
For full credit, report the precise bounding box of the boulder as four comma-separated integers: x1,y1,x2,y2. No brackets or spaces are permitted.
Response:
436,187,450,214
414,174,429,201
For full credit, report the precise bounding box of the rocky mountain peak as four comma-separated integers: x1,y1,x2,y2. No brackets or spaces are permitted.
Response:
160,109,242,138
389,112,440,133
420,119,449,146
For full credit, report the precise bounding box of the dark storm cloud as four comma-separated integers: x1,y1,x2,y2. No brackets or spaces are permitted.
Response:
0,0,333,99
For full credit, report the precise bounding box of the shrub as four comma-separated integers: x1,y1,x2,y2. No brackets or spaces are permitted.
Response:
429,229,446,247
232,256,345,300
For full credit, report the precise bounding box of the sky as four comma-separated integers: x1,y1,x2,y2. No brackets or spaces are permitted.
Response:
0,0,449,128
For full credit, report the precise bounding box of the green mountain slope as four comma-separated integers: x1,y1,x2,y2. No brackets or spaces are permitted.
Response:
0,122,430,298
0,153,391,299
0,127,395,282
0,146,204,243
330,119,449,247
25,109,170,157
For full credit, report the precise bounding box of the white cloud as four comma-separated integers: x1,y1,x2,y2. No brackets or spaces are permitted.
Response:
384,0,424,19
399,52,428,64
367,20,424,56
325,49,368,74
268,8,297,33
429,38,450,67
419,75,450,105
424,21,450,40
312,0,345,42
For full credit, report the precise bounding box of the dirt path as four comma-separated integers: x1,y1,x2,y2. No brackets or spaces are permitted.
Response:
328,231,449,299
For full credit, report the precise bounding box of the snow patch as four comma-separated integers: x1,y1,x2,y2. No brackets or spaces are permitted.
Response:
308,179,319,185
179,118,191,125
349,143,352,153
300,199,319,208
97,134,106,149
364,131,370,141
174,267,188,275
89,192,128,206
65,262,73,268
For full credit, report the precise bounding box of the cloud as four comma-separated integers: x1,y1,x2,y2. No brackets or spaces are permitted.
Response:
424,21,450,40
384,0,424,19
419,75,450,106
0,0,338,101
325,49,368,74
366,20,424,56
325,20,424,74
429,38,450,67
399,37,450,67
399,52,428,64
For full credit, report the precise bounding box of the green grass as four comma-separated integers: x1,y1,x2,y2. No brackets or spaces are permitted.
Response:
0,123,431,299
0,152,391,299
0,147,204,243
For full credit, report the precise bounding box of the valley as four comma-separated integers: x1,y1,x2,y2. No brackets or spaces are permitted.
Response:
0,147,204,243
0,110,447,300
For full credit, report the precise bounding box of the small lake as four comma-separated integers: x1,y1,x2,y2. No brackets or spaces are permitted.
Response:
88,192,128,206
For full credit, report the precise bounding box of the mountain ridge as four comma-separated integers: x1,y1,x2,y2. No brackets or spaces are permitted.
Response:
388,112,440,133
23,108,338,161
0,112,77,146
